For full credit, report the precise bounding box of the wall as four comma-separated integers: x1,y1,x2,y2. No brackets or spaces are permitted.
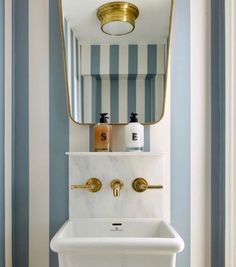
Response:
1,0,13,266
211,0,225,266
0,0,5,266
170,0,190,266
5,0,12,266
191,0,211,266
2,0,203,266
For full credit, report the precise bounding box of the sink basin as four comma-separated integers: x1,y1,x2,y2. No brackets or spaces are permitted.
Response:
50,218,184,267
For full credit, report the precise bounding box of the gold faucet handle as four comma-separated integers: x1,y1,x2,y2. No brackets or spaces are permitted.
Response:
71,177,102,192
132,178,163,192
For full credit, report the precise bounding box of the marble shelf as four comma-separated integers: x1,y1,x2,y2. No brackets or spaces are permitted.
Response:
66,152,164,157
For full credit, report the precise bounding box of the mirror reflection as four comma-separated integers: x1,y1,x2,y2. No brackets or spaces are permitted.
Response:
60,0,172,124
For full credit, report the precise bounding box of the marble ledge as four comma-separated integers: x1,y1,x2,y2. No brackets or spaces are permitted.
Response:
66,152,164,157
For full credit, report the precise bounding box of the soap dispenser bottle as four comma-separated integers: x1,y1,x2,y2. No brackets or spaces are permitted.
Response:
125,113,144,152
94,113,112,152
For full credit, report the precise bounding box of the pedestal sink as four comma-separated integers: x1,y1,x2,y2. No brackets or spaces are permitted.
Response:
50,218,184,267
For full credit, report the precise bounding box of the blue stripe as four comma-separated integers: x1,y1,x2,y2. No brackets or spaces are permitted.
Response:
49,0,69,266
170,0,191,266
110,45,119,122
13,0,29,266
211,0,225,266
144,126,150,152
0,0,5,265
91,45,100,75
147,45,157,75
128,45,138,75
145,75,157,123
127,45,138,120
145,78,151,122
70,30,75,117
91,45,100,123
151,77,155,121
146,45,157,122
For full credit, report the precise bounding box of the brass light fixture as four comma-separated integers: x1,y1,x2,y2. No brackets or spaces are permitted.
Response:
97,1,139,36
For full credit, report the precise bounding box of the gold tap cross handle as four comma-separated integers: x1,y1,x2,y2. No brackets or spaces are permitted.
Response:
145,185,163,189
71,178,102,193
132,178,163,192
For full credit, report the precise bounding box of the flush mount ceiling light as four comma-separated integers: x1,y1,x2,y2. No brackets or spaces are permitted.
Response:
97,1,139,36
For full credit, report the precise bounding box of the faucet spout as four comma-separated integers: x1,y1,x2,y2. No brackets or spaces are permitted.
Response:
110,179,124,197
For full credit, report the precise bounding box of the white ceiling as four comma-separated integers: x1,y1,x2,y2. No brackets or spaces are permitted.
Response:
62,0,172,45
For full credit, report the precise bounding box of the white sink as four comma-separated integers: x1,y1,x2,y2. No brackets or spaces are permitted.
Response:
50,218,184,267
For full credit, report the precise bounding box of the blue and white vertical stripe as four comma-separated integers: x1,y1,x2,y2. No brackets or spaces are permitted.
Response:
63,21,166,124
0,1,223,267
80,44,165,124
13,1,69,267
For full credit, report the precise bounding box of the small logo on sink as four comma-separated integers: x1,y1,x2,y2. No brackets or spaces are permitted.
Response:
110,227,123,232
110,224,123,232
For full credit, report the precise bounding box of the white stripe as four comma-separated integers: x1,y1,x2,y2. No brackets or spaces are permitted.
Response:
29,0,49,266
83,76,92,123
119,45,128,75
67,22,72,109
81,45,91,75
73,35,78,121
119,76,128,123
138,45,147,74
101,78,110,115
4,0,12,266
150,73,170,221
100,45,109,75
69,121,90,151
136,78,145,123
155,75,164,121
157,44,165,74
77,42,82,122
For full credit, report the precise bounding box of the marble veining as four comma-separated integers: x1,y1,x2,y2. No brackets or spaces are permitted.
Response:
69,153,166,219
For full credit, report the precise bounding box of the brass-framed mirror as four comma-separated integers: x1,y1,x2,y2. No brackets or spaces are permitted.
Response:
58,0,173,125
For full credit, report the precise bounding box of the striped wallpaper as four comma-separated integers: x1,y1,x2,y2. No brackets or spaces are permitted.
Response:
64,20,167,124
211,0,226,265
0,0,5,266
0,0,216,267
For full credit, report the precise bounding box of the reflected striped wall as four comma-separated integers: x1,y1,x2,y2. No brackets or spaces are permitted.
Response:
80,45,165,124
64,20,166,123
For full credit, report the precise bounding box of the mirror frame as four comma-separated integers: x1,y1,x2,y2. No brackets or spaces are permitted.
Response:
58,0,174,125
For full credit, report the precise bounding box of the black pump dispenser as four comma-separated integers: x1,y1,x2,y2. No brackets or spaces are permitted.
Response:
99,113,109,123
130,112,138,123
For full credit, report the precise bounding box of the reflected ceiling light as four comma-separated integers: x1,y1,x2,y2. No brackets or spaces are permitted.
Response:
97,1,139,36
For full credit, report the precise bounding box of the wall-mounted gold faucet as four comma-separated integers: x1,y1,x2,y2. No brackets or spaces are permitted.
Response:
110,179,124,197
132,178,163,192
71,177,162,195
71,177,102,192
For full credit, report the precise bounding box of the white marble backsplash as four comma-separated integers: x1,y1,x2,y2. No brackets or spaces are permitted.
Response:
68,153,167,219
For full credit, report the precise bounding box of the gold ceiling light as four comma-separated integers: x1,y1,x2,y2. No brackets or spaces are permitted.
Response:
97,1,139,36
